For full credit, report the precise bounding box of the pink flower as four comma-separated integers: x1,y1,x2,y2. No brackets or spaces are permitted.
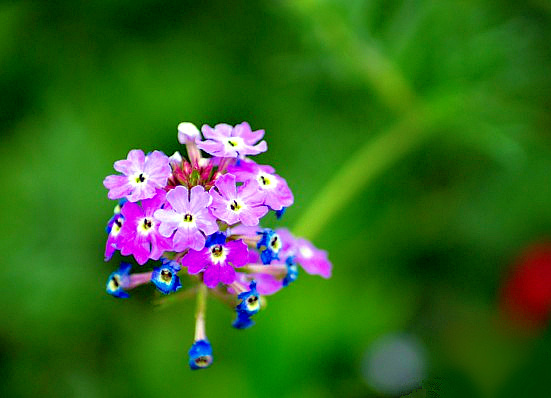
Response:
197,122,267,158
182,233,249,288
228,160,293,211
277,228,332,278
103,150,171,202
117,191,173,265
154,185,219,251
209,173,268,226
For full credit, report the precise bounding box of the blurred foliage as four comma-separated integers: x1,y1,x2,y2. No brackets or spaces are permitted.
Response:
2,0,551,397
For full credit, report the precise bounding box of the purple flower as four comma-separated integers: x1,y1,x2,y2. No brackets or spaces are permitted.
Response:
154,185,219,251
209,173,268,226
117,191,173,265
228,160,293,211
181,232,249,288
197,122,267,158
276,228,332,278
103,150,171,202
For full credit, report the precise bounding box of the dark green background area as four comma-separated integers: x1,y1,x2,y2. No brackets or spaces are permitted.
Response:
2,1,551,397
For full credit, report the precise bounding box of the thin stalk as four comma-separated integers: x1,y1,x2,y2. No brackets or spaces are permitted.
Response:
293,96,461,240
194,283,208,341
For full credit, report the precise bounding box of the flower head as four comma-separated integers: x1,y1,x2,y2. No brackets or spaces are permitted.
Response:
101,120,332,370
228,160,293,211
197,122,267,158
117,191,173,265
209,173,268,226
154,185,218,251
106,262,132,298
103,150,171,202
188,340,213,370
152,258,182,294
181,232,249,288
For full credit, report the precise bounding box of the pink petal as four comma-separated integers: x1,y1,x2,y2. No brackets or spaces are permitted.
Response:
203,264,220,288
166,186,190,213
219,264,236,285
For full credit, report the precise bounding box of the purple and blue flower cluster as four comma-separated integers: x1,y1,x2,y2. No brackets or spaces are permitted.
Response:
102,121,332,369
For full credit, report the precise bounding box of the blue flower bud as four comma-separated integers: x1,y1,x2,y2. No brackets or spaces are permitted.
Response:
205,231,227,247
233,281,260,329
275,207,286,220
256,229,281,264
232,313,255,329
283,256,298,287
152,258,182,295
188,340,213,370
106,262,132,298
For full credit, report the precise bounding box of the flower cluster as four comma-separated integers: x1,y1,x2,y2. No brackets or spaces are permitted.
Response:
102,121,332,369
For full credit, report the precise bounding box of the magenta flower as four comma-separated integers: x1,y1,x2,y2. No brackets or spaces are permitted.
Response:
228,160,293,211
276,228,332,278
103,150,171,202
182,233,249,288
209,173,268,226
197,122,267,158
154,185,219,251
118,191,173,265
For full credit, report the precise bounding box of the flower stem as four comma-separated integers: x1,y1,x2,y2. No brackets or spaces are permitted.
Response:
293,96,461,241
128,272,153,289
194,283,208,341
241,264,287,276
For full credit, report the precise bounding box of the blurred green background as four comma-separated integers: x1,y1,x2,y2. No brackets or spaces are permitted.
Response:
2,0,551,397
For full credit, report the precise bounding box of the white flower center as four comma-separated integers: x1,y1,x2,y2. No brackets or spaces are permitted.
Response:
138,217,155,235
246,295,260,312
160,268,173,284
180,212,196,228
209,244,228,264
228,199,244,213
130,172,148,186
111,219,124,237
269,234,282,252
225,136,245,152
108,275,121,291
257,173,277,189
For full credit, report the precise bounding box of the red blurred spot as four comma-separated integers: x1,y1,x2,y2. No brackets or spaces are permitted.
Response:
501,242,551,330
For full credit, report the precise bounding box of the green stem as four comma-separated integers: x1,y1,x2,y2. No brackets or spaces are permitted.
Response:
293,96,460,240
194,283,208,341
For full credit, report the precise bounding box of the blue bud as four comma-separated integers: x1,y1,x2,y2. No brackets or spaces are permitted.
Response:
275,207,286,220
205,231,227,247
189,340,213,370
283,256,298,287
106,262,132,298
256,229,281,264
152,259,182,295
233,281,260,329
232,313,255,329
